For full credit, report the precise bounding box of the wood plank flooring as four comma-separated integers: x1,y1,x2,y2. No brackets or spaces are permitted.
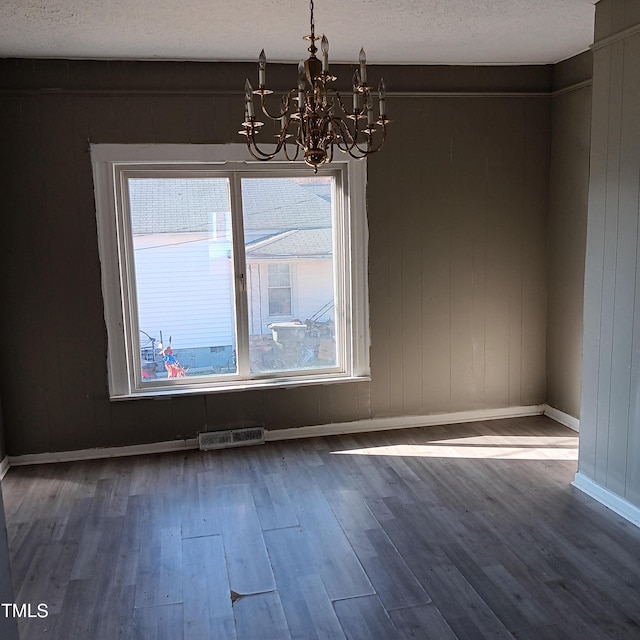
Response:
3,416,640,639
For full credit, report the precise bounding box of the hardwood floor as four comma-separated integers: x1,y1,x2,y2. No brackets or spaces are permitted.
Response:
3,416,640,639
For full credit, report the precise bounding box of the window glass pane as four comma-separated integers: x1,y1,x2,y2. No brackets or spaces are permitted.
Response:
268,284,292,316
242,177,337,374
268,263,291,287
267,264,292,315
127,177,237,381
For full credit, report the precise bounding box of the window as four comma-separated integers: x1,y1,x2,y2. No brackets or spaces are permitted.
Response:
91,145,369,398
267,264,292,316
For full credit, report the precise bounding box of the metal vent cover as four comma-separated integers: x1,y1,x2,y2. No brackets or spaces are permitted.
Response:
198,427,265,450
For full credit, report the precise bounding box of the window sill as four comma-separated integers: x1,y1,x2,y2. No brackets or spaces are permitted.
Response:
109,373,371,401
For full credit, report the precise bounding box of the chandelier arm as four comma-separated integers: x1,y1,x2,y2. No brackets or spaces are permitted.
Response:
344,148,368,160
245,141,279,162
330,117,387,158
244,128,289,160
347,126,387,157
330,116,348,141
347,135,376,157
327,138,335,163
281,119,301,161
332,91,361,121
339,129,375,159
337,121,369,158
283,135,301,161
332,117,362,153
258,89,298,121
372,124,388,152
295,116,308,151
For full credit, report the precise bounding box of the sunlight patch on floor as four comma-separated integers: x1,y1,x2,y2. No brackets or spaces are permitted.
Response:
331,435,578,461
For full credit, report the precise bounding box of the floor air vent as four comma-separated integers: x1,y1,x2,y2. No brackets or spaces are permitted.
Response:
198,427,265,451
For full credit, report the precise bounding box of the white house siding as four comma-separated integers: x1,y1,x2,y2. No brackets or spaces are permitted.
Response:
133,233,235,354
290,261,335,324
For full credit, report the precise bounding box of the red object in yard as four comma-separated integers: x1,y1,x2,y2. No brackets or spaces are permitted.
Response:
159,345,188,378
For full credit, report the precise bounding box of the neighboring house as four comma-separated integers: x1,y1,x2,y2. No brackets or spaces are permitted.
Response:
130,177,336,373
241,178,335,337
245,227,335,336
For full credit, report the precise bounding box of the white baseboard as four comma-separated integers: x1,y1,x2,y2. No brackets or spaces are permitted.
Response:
0,456,9,480
544,404,579,432
572,472,640,529
8,438,199,468
266,404,545,441
6,404,545,468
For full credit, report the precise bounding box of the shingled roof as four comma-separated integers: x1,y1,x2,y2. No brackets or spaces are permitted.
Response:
245,228,333,259
128,176,331,235
242,178,331,231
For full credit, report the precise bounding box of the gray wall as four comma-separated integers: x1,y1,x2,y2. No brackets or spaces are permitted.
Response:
368,95,549,416
546,52,592,419
579,0,640,507
0,60,551,456
0,397,6,462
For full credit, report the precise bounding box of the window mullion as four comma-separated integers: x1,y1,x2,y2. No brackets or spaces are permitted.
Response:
229,173,251,377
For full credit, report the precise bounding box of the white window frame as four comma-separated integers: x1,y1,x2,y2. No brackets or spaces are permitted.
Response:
91,144,370,399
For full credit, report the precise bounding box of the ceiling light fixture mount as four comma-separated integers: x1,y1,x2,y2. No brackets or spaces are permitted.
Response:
240,0,389,171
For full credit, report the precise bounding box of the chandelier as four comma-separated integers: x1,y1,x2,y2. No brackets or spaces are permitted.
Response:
240,0,389,171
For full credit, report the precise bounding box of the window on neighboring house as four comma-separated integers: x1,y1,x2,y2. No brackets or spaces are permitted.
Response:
267,264,292,316
91,144,369,397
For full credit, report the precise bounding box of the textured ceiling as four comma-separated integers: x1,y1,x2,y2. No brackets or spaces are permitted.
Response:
0,0,596,65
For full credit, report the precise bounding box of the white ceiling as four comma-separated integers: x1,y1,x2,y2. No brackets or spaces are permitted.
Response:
0,0,596,65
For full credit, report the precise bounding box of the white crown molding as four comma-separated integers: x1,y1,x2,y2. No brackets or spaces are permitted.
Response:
550,79,592,98
591,22,640,52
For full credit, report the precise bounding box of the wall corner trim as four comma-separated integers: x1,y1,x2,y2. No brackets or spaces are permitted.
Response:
572,472,640,530
0,457,8,480
543,405,579,432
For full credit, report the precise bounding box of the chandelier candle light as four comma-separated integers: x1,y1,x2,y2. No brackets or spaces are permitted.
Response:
240,0,389,171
